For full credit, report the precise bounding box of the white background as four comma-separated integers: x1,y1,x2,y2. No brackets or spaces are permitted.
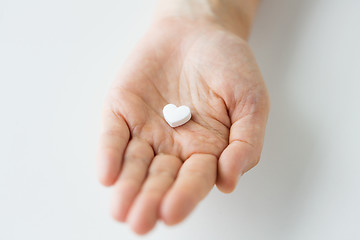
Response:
1,0,360,239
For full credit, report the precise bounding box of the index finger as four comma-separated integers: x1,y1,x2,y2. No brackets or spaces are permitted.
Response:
160,153,217,225
97,109,130,186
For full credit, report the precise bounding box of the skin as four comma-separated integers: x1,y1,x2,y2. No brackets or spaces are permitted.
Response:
97,0,269,235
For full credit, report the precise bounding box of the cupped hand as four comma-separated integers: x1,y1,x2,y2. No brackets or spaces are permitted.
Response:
97,18,269,235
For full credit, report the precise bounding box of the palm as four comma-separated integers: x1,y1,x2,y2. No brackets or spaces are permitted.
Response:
98,19,269,234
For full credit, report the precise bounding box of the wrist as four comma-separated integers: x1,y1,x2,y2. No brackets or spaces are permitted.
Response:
154,0,259,39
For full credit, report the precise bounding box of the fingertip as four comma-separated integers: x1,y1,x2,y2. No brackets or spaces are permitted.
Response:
159,198,177,226
110,205,126,223
127,196,158,235
96,148,122,186
160,191,196,226
98,110,130,186
110,185,131,223
97,175,115,187
217,141,252,193
129,219,154,235
129,220,154,236
160,154,216,225
216,174,240,194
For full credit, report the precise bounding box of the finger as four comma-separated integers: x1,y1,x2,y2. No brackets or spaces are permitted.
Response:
160,153,217,225
217,98,270,193
127,154,181,235
111,138,154,222
97,109,130,186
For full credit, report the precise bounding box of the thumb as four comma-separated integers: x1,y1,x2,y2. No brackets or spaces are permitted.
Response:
216,90,270,193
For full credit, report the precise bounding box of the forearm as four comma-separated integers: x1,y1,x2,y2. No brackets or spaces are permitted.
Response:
154,0,260,39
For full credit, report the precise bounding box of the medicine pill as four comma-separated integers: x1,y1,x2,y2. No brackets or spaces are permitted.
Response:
163,104,191,128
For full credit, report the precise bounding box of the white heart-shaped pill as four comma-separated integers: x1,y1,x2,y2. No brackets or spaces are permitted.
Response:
163,104,191,128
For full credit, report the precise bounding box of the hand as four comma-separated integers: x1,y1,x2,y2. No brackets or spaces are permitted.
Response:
97,18,269,234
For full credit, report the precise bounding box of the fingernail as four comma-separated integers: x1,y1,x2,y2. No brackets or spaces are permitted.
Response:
238,159,250,177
